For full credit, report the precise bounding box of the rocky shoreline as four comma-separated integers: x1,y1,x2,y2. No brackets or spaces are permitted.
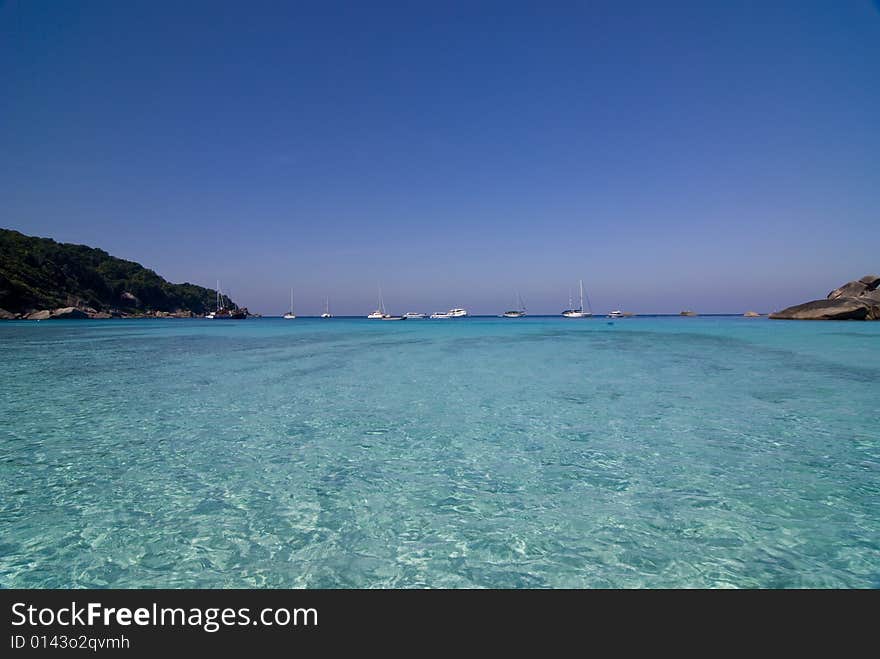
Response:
770,274,880,320
0,306,224,320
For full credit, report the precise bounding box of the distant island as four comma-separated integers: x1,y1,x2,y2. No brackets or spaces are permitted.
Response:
0,228,240,319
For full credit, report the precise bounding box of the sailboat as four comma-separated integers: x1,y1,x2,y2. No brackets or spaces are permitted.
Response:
502,291,526,318
205,281,221,319
206,281,247,319
367,287,386,319
283,289,296,319
367,287,406,320
321,297,332,318
562,280,592,318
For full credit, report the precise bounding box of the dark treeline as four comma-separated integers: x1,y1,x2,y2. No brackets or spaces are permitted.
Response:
0,228,235,315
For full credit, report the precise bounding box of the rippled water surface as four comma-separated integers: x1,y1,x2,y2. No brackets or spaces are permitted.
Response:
1,316,878,588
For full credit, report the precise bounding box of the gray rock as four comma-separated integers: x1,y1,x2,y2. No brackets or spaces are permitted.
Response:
89,311,113,319
48,307,89,320
858,289,880,320
25,310,52,320
858,274,880,290
0,308,16,320
770,298,871,321
828,280,868,300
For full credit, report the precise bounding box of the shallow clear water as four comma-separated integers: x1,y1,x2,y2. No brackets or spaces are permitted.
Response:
1,316,878,588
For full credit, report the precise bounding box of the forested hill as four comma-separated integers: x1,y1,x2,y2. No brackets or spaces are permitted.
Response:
0,228,236,315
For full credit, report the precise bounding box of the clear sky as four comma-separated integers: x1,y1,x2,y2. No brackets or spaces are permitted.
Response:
2,1,878,315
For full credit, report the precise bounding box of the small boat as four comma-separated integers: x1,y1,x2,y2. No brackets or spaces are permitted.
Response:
430,307,468,319
368,286,387,319
502,292,526,318
680,310,698,317
321,297,332,318
367,286,405,320
283,288,296,319
404,312,427,319
211,307,247,319
608,309,624,319
206,281,222,319
562,280,593,318
208,281,247,319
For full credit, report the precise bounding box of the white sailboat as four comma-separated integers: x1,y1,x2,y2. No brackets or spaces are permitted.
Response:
367,287,386,319
283,288,296,319
502,292,526,318
368,287,406,320
321,297,332,318
562,280,592,318
206,280,221,319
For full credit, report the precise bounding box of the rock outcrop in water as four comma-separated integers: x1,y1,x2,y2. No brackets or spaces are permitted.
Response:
770,274,880,320
48,307,90,320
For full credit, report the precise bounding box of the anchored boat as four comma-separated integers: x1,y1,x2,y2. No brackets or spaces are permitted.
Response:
283,288,296,319
368,286,406,320
562,280,592,318
207,281,247,319
502,292,526,318
430,307,468,319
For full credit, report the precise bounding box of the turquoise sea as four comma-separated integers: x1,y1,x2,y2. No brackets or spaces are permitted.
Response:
1,316,878,588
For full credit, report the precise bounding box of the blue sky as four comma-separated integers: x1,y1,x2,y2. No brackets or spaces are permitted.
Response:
2,1,878,315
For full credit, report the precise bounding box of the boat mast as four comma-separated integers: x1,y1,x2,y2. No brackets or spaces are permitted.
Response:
216,280,222,312
582,279,593,314
290,288,294,315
